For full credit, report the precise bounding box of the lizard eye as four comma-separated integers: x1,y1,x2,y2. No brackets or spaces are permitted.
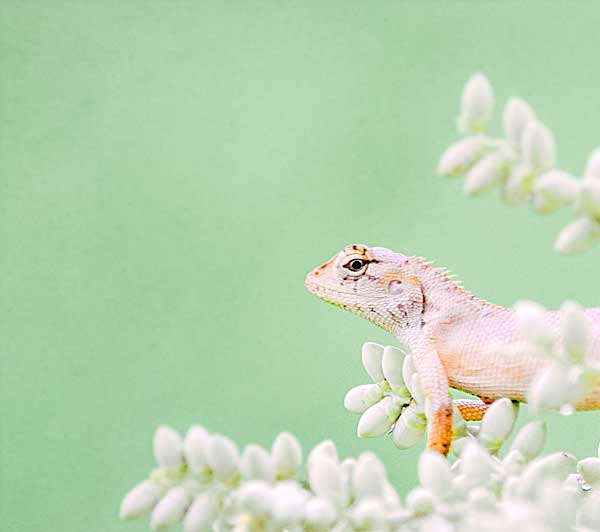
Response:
344,258,368,273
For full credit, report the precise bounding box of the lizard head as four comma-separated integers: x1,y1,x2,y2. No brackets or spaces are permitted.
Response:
305,244,424,333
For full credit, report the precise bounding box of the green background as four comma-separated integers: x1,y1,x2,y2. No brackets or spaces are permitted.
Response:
3,2,600,530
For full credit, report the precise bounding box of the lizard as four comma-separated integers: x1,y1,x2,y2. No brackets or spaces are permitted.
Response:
305,244,600,455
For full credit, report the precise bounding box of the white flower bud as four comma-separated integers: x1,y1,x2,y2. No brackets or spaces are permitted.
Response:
361,342,385,382
578,491,600,529
458,73,494,134
154,426,184,469
503,98,535,149
461,441,494,486
514,300,553,347
304,497,337,528
555,217,600,253
151,486,192,531
437,136,487,176
236,481,274,517
271,481,308,524
120,480,163,520
518,452,576,498
521,121,556,172
183,492,219,532
406,487,435,517
577,457,600,488
585,147,600,179
528,365,571,412
561,301,590,364
409,374,425,405
503,449,526,476
241,444,274,482
468,487,496,510
271,432,302,480
577,177,600,219
503,162,534,204
478,398,517,453
349,498,386,530
343,383,384,414
184,425,210,474
533,170,578,213
308,455,349,507
452,404,467,440
352,452,388,500
402,355,417,396
382,345,406,388
509,421,546,461
357,396,402,438
418,450,452,498
392,402,427,449
307,440,339,472
206,434,240,484
463,152,508,195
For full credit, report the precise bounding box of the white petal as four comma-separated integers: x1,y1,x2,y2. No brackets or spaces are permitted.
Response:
458,73,494,134
461,441,494,486
120,481,163,520
463,151,508,195
343,383,384,414
154,426,184,469
205,434,240,484
361,342,385,382
405,487,435,517
585,147,600,178
151,486,192,531
533,170,578,213
184,425,210,474
437,136,487,176
509,421,546,461
503,162,534,204
352,452,388,499
577,177,600,219
307,440,339,472
357,396,402,438
392,402,427,449
308,455,348,507
478,398,517,453
514,300,553,347
183,492,219,532
521,121,556,172
382,345,406,388
555,217,600,254
241,444,274,481
271,432,302,479
418,450,452,498
561,301,591,364
503,98,535,149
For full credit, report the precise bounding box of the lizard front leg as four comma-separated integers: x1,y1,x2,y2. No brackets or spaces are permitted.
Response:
412,337,453,455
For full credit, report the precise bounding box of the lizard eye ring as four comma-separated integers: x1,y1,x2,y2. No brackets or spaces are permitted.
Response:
343,257,368,275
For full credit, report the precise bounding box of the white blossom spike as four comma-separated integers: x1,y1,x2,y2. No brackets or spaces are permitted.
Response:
503,98,535,150
205,434,240,485
357,396,402,438
478,398,517,453
437,136,487,176
509,421,546,461
361,342,385,383
241,444,274,482
392,402,427,449
533,170,578,213
585,147,600,179
561,301,591,364
577,177,600,219
150,486,192,531
555,217,600,253
463,151,508,195
184,425,210,475
458,73,494,134
343,383,384,414
352,452,387,499
183,492,219,532
521,121,556,172
382,345,406,388
154,426,184,470
271,432,302,480
120,480,163,520
418,450,452,498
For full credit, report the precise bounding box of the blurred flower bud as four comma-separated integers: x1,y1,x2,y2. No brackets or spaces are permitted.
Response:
458,73,494,134
352,452,388,499
463,152,508,195
307,440,339,472
533,170,578,213
406,487,435,517
561,301,591,364
577,457,600,489
357,396,402,438
120,480,163,520
509,421,546,461
437,136,487,176
585,147,600,179
514,300,554,347
418,450,452,498
521,121,556,173
183,492,219,532
304,497,337,529
271,432,302,480
154,426,184,470
236,481,274,517
518,452,576,498
361,342,385,383
271,481,308,525
392,402,427,449
461,441,494,486
503,449,526,476
478,398,518,453
503,98,535,150
349,498,386,530
577,177,600,219
184,425,210,475
578,491,600,529
402,355,417,396
241,444,274,482
555,217,600,253
150,486,192,531
343,383,384,414
206,434,240,485
308,455,349,507
503,162,534,204
382,345,406,388
528,365,572,412
410,374,426,405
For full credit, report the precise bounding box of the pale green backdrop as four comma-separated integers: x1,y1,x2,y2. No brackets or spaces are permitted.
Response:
2,2,600,531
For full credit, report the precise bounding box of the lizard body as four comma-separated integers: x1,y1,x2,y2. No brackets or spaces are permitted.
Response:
306,244,600,454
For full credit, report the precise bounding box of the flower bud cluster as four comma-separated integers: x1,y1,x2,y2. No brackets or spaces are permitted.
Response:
512,300,600,414
438,73,600,253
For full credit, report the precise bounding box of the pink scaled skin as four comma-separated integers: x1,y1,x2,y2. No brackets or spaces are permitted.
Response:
306,244,600,455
